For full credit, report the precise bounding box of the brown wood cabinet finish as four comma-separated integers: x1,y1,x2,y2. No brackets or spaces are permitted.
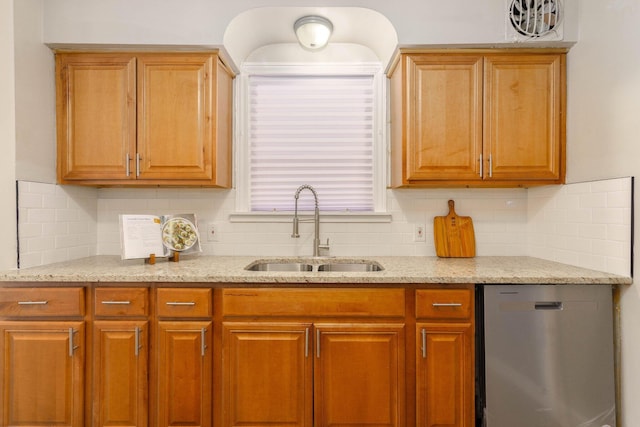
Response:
314,323,405,427
55,51,234,187
0,283,474,427
416,322,474,427
389,49,566,188
222,322,313,427
415,288,474,427
0,321,85,427
93,320,148,427
156,321,213,427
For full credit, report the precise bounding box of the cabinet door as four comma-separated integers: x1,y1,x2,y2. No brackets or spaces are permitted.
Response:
56,53,136,182
416,322,473,427
222,323,313,427
137,54,213,181
483,54,564,181
156,321,212,427
314,323,405,427
0,321,85,427
93,320,148,427
405,54,483,181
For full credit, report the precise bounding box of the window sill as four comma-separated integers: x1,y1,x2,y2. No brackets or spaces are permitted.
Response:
229,212,392,223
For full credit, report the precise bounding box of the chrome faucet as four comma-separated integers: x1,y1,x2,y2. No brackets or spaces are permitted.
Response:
291,184,330,257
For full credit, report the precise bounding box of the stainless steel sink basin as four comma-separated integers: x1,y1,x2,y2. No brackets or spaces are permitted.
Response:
245,259,384,272
317,262,384,272
245,262,313,272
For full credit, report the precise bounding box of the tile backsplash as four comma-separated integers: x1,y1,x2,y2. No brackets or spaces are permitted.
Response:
16,177,633,277
527,177,633,276
17,181,97,268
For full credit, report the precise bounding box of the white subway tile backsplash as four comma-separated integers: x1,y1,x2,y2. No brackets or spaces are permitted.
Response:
16,177,633,277
18,181,98,268
527,177,632,277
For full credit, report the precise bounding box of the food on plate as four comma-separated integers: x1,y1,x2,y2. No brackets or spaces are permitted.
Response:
162,218,198,251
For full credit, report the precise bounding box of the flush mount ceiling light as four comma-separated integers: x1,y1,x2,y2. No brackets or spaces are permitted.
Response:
294,15,333,50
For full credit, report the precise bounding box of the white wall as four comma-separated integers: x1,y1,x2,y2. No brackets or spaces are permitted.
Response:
0,0,17,270
14,0,56,184
567,1,640,425
41,0,580,48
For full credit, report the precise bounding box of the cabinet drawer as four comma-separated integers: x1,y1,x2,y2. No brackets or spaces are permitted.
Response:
0,287,85,317
156,288,212,318
223,288,405,318
94,287,149,317
416,288,473,320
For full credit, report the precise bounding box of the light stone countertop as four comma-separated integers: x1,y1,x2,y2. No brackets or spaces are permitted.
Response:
0,255,631,285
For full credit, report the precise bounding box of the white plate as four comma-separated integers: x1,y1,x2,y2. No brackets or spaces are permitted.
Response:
161,217,198,252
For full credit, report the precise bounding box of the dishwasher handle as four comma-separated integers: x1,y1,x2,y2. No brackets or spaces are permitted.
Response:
534,301,563,310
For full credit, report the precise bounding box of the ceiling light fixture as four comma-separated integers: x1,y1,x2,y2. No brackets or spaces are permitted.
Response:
294,15,333,51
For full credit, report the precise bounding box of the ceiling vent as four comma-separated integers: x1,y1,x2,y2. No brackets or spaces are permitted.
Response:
506,0,563,41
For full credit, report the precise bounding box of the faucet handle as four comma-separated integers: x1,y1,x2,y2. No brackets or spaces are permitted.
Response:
318,238,330,255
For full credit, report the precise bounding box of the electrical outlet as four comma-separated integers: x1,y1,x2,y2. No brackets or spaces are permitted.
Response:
414,224,426,242
206,223,218,242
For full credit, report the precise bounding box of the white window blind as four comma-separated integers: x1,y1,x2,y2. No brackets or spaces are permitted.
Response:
249,74,374,212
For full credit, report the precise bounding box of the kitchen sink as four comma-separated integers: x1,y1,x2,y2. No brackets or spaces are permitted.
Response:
245,262,313,272
317,262,383,272
245,259,384,272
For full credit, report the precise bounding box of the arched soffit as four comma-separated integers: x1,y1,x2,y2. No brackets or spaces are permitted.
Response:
223,7,398,66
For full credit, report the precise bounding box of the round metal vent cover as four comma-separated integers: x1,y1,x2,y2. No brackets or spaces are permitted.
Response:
508,0,562,38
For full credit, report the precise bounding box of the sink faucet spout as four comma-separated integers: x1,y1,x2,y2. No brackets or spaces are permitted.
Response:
291,184,329,257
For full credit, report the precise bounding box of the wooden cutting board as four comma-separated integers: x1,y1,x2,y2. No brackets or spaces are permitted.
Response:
434,200,476,258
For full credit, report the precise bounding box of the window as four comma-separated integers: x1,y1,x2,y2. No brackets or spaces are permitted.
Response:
235,64,386,215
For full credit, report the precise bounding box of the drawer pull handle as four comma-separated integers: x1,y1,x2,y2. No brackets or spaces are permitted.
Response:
166,301,196,306
18,301,48,305
101,300,131,305
432,303,463,307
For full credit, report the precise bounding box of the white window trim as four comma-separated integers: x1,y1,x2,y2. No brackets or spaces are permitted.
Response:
233,62,388,222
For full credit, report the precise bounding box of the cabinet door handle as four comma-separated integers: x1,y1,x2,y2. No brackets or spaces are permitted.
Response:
479,153,483,177
432,302,463,307
126,153,131,177
18,301,48,305
165,301,196,306
136,153,141,177
135,326,141,356
421,328,427,358
69,328,79,357
101,300,131,305
201,328,207,356
316,329,321,358
304,327,309,358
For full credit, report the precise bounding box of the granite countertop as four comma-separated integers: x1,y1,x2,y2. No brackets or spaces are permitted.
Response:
0,255,631,285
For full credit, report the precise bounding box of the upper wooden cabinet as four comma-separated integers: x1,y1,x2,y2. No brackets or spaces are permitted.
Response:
55,51,234,187
388,49,566,187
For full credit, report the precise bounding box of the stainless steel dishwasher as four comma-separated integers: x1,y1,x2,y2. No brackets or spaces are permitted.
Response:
479,284,616,427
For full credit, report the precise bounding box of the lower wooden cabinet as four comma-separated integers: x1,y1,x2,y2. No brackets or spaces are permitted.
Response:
222,323,313,427
415,288,475,427
156,321,212,427
0,284,475,427
93,320,148,427
0,321,85,427
416,322,474,427
223,322,405,427
314,324,405,427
